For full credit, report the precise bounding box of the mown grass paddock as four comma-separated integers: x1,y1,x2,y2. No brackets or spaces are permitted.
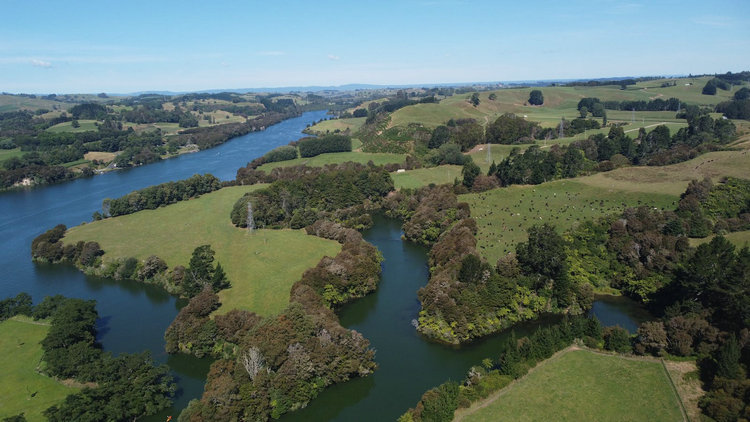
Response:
0,316,78,421
456,348,685,422
64,185,341,316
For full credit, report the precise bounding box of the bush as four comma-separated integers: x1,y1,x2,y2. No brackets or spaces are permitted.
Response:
298,134,351,158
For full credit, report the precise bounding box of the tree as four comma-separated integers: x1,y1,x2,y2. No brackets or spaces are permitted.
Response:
469,93,480,107
184,245,216,297
429,125,451,149
488,93,497,101
461,160,481,189
71,120,80,128
579,106,588,118
716,335,741,379
528,90,544,106
703,80,717,95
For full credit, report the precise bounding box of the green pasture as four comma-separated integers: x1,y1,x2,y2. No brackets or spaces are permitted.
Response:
63,185,341,316
457,349,684,422
576,149,750,197
461,180,677,264
0,316,77,421
392,165,463,190
0,147,24,162
690,230,750,248
308,117,367,135
46,120,99,133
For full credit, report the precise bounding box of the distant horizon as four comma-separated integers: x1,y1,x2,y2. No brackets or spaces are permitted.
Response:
2,71,738,96
2,0,748,94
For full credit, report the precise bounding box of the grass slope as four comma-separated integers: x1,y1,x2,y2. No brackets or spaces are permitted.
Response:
690,230,750,248
0,147,24,162
307,117,366,135
576,149,750,197
46,120,99,133
0,316,77,421
388,77,740,145
64,185,341,316
256,151,405,173
392,165,462,190
457,349,684,422
461,180,677,264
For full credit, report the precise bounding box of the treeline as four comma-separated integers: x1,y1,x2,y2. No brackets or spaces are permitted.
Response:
399,316,610,422
231,162,393,229
99,173,222,218
488,114,734,188
578,96,681,112
172,222,381,421
565,77,644,87
0,293,175,421
298,134,352,157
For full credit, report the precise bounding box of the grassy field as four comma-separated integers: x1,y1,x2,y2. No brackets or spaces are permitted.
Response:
83,151,116,163
307,117,367,135
256,151,406,173
0,95,70,113
0,147,24,162
456,348,684,422
46,119,99,133
392,165,462,190
64,185,341,316
0,316,77,421
462,180,677,264
576,149,750,197
690,230,750,248
388,76,739,146
466,144,532,174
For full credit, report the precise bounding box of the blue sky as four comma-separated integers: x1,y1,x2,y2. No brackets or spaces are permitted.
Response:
2,0,749,93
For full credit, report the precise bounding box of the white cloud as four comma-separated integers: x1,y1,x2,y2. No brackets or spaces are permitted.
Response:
31,59,52,68
257,51,285,56
327,54,340,61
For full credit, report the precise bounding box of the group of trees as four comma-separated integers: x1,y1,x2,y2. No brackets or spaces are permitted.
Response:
297,134,352,158
99,173,222,218
489,114,735,188
485,113,540,144
231,163,393,229
0,293,175,421
427,119,485,152
31,224,103,266
716,88,750,120
579,96,682,112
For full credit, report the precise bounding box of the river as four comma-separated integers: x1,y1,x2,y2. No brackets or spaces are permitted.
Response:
0,110,328,419
0,108,648,420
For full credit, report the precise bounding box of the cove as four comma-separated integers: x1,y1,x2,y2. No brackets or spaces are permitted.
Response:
0,110,328,419
281,214,649,422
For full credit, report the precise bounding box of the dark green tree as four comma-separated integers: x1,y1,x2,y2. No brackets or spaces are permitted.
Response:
470,92,480,107
528,90,544,105
716,335,741,379
461,160,481,189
